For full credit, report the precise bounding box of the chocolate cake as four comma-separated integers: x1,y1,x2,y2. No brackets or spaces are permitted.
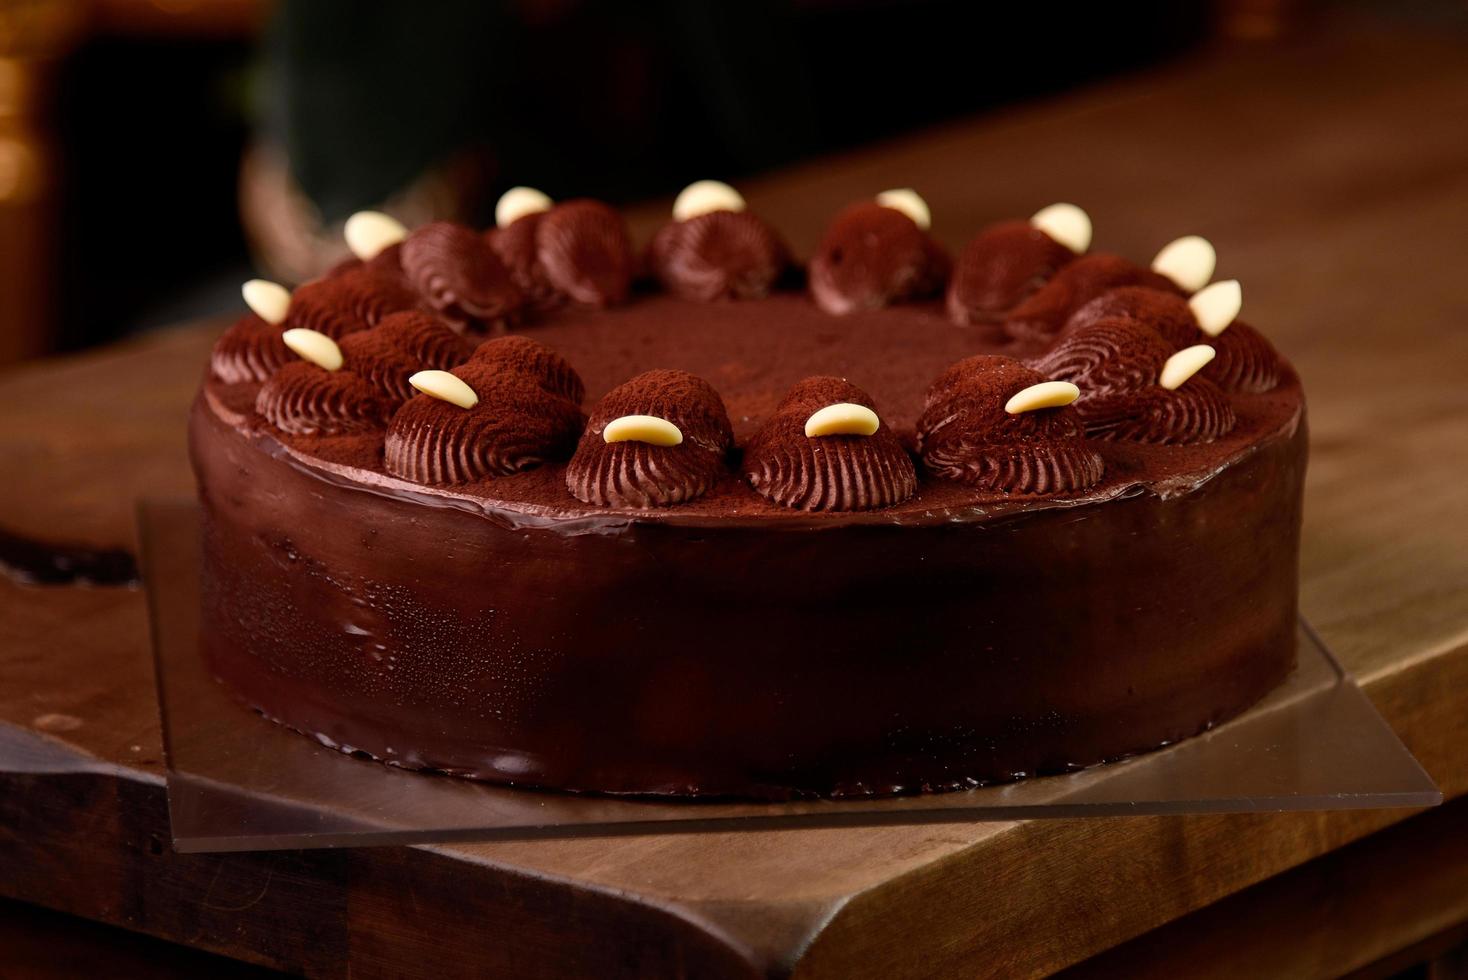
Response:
190,183,1306,798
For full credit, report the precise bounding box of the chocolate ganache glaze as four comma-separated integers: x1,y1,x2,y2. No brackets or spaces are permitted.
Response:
192,189,1306,798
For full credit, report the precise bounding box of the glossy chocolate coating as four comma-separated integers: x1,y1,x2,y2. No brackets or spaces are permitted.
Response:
192,284,1306,798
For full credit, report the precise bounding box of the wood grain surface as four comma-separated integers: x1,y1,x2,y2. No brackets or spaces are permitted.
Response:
2,20,1466,979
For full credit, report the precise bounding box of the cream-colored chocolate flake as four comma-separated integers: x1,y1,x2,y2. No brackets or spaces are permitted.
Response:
603,414,683,447
344,210,408,261
1151,235,1217,293
1188,279,1242,337
1159,344,1217,390
672,180,746,222
804,402,881,438
1029,203,1092,254
1004,380,1081,415
282,328,344,372
495,186,553,228
241,278,291,325
874,188,931,230
409,370,479,409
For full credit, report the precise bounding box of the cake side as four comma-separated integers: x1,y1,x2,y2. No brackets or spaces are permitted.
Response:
192,392,1305,797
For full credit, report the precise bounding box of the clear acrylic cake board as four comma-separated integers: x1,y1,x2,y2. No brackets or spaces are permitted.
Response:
139,499,1440,853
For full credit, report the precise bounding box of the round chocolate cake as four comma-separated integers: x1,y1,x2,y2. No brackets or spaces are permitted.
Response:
190,184,1306,798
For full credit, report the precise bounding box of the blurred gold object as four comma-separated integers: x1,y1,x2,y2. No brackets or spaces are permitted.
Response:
0,1,81,365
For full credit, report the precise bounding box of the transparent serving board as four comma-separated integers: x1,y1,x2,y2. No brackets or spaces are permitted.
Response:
139,500,1440,853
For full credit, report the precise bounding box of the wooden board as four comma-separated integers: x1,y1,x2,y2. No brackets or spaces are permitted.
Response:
3,21,1468,979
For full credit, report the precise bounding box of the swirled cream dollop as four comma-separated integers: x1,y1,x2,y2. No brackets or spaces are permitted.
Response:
646,210,788,302
401,221,523,332
565,370,733,507
917,355,1103,493
808,201,950,315
1065,286,1281,393
1004,255,1180,345
486,200,634,311
946,220,1077,327
255,311,471,435
1029,317,1235,444
211,263,418,385
384,336,586,484
742,376,917,511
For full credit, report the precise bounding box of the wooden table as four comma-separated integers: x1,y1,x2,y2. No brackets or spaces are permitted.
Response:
3,21,1468,979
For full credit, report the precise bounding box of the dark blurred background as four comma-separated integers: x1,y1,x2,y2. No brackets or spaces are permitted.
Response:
0,0,1458,364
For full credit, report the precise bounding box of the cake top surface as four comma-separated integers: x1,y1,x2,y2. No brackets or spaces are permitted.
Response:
202,188,1303,530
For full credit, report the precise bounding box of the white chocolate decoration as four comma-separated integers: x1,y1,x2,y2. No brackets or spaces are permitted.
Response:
1159,345,1216,390
409,370,479,409
495,186,554,228
603,414,683,447
672,180,746,222
241,278,291,325
344,210,408,261
1188,279,1242,337
1005,380,1081,415
804,402,881,438
1151,235,1217,293
282,328,344,372
1029,203,1092,254
874,188,931,230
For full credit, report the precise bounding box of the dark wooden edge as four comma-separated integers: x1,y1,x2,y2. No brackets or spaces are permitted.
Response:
0,767,773,979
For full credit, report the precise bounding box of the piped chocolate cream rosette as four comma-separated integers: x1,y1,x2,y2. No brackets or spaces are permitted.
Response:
335,311,473,401
211,263,420,384
384,336,586,485
1002,254,1183,345
565,369,733,508
255,329,390,436
401,221,523,333
212,280,294,384
1029,317,1236,444
742,377,917,511
808,189,950,315
256,314,471,436
917,355,1103,494
945,203,1091,327
1064,279,1281,393
646,180,788,301
485,189,635,311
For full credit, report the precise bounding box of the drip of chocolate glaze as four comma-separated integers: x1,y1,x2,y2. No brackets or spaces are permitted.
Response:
808,202,950,315
1004,254,1180,344
646,210,789,302
742,376,917,510
946,220,1076,326
1030,317,1236,443
917,354,1103,493
566,369,733,507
